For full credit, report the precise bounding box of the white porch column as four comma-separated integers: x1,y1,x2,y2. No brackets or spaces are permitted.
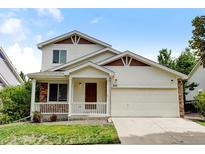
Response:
68,77,72,115
106,77,111,116
30,79,36,117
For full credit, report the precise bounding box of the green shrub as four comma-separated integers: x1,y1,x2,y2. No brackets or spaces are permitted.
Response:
0,114,11,124
0,82,31,124
32,111,42,123
194,91,205,116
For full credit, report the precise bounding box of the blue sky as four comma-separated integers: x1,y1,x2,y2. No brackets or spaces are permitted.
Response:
0,8,204,73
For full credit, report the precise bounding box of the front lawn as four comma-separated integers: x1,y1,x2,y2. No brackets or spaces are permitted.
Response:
195,120,205,127
0,123,120,145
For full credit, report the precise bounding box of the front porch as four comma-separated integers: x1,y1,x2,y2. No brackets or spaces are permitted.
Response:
30,77,111,118
34,102,107,115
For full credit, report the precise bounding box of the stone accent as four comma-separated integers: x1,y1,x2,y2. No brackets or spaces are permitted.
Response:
178,79,184,117
39,83,48,102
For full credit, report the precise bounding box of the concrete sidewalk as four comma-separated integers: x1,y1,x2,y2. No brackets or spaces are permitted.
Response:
112,118,205,144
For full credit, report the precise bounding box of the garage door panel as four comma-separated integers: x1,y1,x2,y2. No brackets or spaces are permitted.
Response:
111,88,179,117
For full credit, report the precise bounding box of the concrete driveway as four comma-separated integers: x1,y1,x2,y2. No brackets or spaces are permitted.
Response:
112,118,205,144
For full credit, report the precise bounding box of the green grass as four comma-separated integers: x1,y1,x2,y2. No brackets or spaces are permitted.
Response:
195,120,205,127
0,123,120,145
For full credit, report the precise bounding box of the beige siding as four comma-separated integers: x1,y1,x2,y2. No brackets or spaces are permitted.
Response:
186,64,205,101
41,44,104,71
73,78,106,102
0,59,21,86
70,66,109,78
106,66,178,88
111,88,179,117
61,51,116,71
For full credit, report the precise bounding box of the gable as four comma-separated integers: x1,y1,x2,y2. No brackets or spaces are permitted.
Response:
130,59,149,66
70,66,109,77
99,51,187,79
54,34,95,45
104,55,149,66
104,59,124,66
38,30,111,49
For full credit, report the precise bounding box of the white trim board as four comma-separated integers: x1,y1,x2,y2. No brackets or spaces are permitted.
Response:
0,73,9,86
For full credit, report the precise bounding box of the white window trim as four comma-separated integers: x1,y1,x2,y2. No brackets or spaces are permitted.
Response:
52,50,67,64
48,83,68,102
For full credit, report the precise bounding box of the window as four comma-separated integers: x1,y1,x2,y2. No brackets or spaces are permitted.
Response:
49,84,67,102
53,50,59,64
58,84,67,101
49,84,58,101
52,50,67,64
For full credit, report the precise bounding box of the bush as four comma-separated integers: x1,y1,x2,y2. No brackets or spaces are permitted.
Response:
50,114,57,122
0,81,31,124
33,111,42,123
194,91,205,116
0,114,11,124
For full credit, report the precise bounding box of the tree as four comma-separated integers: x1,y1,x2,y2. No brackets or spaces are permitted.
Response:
189,16,205,66
184,80,198,96
157,48,198,101
20,71,26,82
157,48,176,69
174,48,198,97
175,48,197,75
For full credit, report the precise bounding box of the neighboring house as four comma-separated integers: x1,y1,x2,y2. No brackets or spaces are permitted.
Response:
0,47,23,90
28,30,187,120
186,60,205,102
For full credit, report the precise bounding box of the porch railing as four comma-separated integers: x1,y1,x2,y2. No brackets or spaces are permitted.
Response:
34,102,107,115
34,102,69,114
70,102,107,115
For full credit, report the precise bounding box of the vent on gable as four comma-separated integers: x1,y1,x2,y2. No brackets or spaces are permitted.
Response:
55,34,95,45
104,55,150,66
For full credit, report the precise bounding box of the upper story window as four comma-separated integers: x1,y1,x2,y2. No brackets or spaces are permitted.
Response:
53,50,67,64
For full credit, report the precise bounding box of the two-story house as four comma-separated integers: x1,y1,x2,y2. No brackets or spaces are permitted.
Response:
186,60,205,103
0,47,23,90
28,30,187,121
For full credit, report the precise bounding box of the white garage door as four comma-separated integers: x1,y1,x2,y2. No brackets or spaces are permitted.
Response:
111,88,179,117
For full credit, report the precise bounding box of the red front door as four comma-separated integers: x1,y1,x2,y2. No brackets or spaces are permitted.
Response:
85,83,97,109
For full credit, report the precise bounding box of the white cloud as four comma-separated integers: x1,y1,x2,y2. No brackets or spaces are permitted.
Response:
90,17,102,24
0,17,26,42
37,8,63,22
7,43,41,74
0,18,22,34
